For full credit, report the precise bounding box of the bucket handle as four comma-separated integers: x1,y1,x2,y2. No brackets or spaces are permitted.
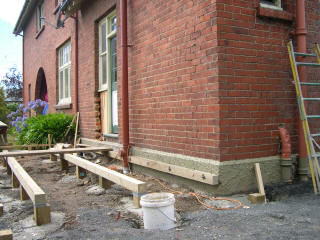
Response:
157,208,176,223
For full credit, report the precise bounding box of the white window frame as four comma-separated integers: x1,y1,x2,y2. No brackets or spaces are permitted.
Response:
98,11,117,91
260,0,282,10
58,41,71,105
37,2,44,31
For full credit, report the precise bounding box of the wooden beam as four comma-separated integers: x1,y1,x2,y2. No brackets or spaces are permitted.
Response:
254,163,266,196
99,176,112,189
0,230,12,240
7,157,47,205
64,154,146,193
34,204,51,225
0,144,51,150
20,185,30,201
59,154,69,172
129,156,218,185
12,173,19,188
0,147,112,157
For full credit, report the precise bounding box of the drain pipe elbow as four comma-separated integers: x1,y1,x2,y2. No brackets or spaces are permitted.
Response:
279,125,292,159
279,125,293,183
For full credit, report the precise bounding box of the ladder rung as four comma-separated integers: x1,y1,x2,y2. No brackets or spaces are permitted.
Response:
302,98,320,101
296,62,320,67
311,153,320,158
300,82,320,86
311,133,320,137
294,52,317,57
307,115,320,119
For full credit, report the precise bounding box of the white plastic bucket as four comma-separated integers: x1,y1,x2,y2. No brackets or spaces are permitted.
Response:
140,192,175,230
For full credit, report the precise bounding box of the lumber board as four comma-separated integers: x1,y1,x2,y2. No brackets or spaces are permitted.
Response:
64,154,146,193
0,147,112,157
254,163,266,196
0,229,12,240
7,157,46,205
129,156,218,185
0,203,3,216
0,144,50,150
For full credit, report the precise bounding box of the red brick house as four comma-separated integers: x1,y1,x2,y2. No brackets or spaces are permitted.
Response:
14,0,320,194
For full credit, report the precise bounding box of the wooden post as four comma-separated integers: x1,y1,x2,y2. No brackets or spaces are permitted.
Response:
0,203,3,216
2,157,7,168
76,166,86,179
12,173,19,188
34,204,51,226
48,134,51,148
20,185,30,201
6,165,11,175
50,154,57,162
132,192,144,208
0,229,13,240
74,112,80,148
99,176,112,189
60,154,69,172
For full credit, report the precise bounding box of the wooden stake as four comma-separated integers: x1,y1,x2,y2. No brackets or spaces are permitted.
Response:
12,173,19,188
60,154,69,172
34,204,51,225
99,176,112,189
254,163,266,203
0,203,3,216
20,185,30,201
76,166,86,179
74,112,80,148
63,114,76,139
48,134,51,148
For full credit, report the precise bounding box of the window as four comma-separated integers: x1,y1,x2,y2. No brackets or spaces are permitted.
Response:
58,41,71,104
99,11,118,133
37,2,44,31
99,11,117,90
260,0,282,10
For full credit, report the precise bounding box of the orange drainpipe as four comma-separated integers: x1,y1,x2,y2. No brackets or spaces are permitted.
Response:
120,0,129,174
295,0,308,181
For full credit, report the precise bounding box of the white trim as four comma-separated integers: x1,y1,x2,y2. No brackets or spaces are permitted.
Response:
58,41,71,104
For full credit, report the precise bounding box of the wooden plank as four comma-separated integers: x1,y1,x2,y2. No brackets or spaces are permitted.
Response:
0,230,12,240
7,157,47,205
74,112,80,148
64,154,146,193
129,156,218,185
60,154,69,172
0,147,112,157
248,193,266,204
0,144,50,150
254,163,266,196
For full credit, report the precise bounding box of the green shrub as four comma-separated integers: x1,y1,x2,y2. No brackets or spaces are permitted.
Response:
7,103,19,113
17,113,75,145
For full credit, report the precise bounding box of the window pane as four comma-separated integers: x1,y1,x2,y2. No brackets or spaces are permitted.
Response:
101,22,106,52
59,71,64,99
110,36,117,83
111,16,116,31
102,54,107,85
65,68,69,98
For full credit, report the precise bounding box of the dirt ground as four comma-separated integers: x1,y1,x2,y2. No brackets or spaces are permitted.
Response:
0,153,320,239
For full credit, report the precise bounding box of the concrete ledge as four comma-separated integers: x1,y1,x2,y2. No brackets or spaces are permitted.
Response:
81,138,281,195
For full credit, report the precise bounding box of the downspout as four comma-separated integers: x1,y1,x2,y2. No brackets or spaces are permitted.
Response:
73,12,79,113
295,0,309,181
120,0,129,174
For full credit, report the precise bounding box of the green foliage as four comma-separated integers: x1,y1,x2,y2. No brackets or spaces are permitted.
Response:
0,88,9,123
17,113,75,145
7,103,19,113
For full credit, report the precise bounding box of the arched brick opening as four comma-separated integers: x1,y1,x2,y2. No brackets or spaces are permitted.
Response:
35,68,47,101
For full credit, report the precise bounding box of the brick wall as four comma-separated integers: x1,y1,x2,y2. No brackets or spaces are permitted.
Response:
127,0,219,160
22,0,320,162
217,0,320,161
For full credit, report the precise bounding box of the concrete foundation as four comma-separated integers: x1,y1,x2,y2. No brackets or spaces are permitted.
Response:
81,138,281,195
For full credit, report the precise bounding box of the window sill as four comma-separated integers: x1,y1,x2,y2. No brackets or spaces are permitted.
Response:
54,102,72,110
35,25,45,39
258,6,293,22
103,133,118,139
98,87,108,93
